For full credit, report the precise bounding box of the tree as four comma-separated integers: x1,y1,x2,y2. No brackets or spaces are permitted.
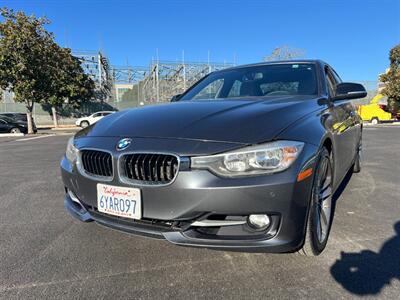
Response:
46,47,94,127
0,8,94,132
380,45,400,113
264,45,306,61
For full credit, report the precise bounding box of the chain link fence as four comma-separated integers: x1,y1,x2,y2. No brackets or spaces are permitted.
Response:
0,80,379,126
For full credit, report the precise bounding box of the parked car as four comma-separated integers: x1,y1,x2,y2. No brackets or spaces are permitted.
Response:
61,60,366,256
0,112,37,129
0,115,30,134
75,111,115,128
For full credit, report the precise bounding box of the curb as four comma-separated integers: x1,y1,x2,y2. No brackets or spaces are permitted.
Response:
363,122,400,127
51,127,80,131
0,133,25,137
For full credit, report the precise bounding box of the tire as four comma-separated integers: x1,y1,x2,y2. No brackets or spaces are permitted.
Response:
299,147,334,256
80,121,90,128
10,128,21,134
370,117,379,125
353,143,362,173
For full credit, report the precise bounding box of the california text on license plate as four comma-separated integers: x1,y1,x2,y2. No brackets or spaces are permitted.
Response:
97,184,141,220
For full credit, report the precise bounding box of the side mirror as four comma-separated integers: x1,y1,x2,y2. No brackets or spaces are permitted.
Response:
332,82,367,101
170,94,182,102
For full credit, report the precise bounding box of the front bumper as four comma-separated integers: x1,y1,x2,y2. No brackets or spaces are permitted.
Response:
61,140,318,252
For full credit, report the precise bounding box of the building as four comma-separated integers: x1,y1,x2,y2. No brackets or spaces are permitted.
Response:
115,83,134,102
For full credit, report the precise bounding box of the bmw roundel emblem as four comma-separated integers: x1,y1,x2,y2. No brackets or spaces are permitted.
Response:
116,138,132,151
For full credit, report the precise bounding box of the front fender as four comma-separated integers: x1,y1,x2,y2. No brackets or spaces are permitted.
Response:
275,108,341,188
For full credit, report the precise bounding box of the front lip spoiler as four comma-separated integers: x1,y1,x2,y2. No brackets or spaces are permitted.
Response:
64,194,168,239
64,195,298,252
162,231,290,251
64,195,93,222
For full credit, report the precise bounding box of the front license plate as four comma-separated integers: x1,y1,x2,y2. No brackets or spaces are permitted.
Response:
97,184,141,220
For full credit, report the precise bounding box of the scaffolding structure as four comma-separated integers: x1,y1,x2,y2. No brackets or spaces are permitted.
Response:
140,60,233,103
69,50,234,104
73,50,113,101
110,66,148,84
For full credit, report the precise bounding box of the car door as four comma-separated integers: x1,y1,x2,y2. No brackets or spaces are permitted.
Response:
0,119,10,133
325,66,357,183
90,113,102,124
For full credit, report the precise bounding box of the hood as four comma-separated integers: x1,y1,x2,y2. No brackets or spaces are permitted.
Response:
76,96,322,144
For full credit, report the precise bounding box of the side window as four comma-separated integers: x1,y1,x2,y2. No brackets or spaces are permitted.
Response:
193,78,224,100
331,69,342,84
325,68,337,97
92,113,100,118
227,80,242,97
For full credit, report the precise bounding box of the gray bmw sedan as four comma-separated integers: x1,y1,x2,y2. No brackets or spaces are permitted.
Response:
61,60,366,256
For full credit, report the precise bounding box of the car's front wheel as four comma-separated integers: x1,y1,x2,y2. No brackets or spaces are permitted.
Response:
80,121,90,128
300,147,334,256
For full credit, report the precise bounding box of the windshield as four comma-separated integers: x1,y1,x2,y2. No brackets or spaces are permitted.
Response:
180,63,318,101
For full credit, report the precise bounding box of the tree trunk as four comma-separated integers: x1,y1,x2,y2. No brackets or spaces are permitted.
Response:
26,105,34,134
52,106,58,128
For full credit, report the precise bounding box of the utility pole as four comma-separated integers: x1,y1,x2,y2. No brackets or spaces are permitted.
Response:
98,52,102,89
137,82,140,107
156,48,160,102
98,52,103,107
208,50,211,73
182,50,186,91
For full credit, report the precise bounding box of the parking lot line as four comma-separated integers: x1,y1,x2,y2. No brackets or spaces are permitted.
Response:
16,134,56,142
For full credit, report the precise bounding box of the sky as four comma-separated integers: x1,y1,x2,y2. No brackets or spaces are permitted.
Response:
1,0,399,81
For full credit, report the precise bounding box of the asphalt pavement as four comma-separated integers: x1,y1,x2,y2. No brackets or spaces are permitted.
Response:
0,127,399,299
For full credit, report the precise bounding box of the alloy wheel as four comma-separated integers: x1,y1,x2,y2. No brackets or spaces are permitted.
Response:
11,128,21,134
314,156,333,244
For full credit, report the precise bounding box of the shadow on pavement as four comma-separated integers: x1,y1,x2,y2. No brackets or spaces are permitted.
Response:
332,169,353,204
330,221,400,295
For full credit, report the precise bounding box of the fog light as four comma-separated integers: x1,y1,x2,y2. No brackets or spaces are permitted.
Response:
247,214,270,230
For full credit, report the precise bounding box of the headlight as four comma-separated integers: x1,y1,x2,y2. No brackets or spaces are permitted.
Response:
66,136,78,163
191,140,304,177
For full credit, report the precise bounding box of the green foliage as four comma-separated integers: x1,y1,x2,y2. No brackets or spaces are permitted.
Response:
0,7,94,131
380,45,400,113
47,47,95,109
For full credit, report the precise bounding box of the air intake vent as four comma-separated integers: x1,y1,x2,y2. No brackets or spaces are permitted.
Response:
121,154,179,184
80,150,113,178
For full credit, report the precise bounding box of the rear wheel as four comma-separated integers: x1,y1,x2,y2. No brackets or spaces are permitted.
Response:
370,117,379,125
10,128,21,134
80,121,90,128
300,147,334,256
353,143,362,173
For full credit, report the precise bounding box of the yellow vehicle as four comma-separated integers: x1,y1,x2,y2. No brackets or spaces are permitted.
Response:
358,94,393,124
